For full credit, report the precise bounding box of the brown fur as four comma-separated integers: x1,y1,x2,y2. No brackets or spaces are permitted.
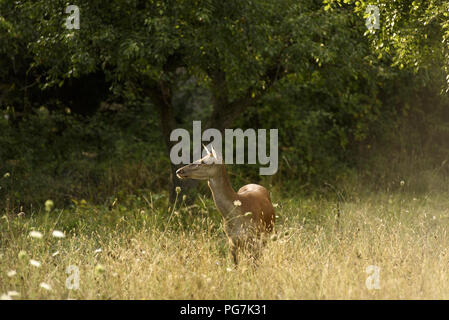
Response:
176,149,275,264
236,184,275,233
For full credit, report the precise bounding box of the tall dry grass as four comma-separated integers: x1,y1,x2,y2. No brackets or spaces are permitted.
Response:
1,191,449,299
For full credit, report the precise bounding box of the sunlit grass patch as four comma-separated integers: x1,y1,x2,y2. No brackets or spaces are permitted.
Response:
2,192,449,299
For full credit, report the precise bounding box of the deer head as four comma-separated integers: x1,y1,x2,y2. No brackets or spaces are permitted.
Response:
176,145,222,180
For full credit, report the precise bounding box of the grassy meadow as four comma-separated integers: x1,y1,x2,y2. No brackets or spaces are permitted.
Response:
2,188,449,300
3,0,449,303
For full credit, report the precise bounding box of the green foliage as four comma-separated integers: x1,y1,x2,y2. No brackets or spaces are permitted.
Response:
1,0,449,207
233,4,386,192
325,0,449,90
0,101,167,208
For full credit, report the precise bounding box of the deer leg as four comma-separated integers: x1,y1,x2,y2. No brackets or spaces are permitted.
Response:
231,245,239,265
229,238,240,265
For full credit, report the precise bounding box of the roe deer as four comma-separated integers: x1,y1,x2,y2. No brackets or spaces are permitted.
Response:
176,145,275,264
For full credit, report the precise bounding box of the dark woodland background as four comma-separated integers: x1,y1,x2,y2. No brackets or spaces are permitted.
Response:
1,0,449,210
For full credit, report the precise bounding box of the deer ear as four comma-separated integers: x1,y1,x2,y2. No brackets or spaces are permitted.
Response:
203,144,211,155
210,145,218,159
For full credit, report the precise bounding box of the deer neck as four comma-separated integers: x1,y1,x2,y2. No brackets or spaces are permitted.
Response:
208,165,238,219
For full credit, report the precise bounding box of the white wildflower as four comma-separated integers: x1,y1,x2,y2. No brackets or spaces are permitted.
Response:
29,231,43,239
7,270,16,277
7,291,19,297
233,200,242,207
29,259,41,268
39,283,52,291
52,230,65,238
94,248,102,254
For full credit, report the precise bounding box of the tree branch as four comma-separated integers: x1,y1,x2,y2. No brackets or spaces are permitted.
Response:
207,58,286,131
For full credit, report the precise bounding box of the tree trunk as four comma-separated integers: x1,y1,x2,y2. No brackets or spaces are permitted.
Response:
148,81,200,203
148,60,281,202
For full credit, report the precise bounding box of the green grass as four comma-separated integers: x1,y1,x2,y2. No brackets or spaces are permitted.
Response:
2,190,449,299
